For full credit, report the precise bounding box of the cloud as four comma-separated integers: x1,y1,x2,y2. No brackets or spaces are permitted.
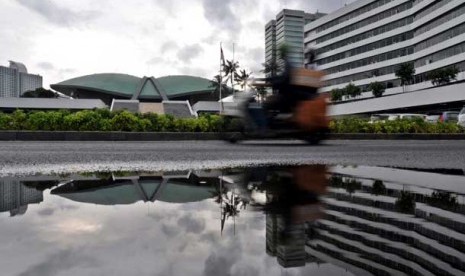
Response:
146,57,165,66
177,44,204,64
16,0,99,27
202,0,241,34
160,41,179,54
37,62,54,70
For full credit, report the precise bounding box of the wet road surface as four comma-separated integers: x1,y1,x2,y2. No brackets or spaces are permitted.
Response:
0,140,464,176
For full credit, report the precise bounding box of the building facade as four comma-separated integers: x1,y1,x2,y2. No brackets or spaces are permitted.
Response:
265,9,325,75
0,61,42,98
304,0,465,113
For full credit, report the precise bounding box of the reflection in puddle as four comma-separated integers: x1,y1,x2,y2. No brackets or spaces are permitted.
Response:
1,166,465,275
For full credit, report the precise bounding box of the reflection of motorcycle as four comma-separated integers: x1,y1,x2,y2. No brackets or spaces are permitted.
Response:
222,68,330,144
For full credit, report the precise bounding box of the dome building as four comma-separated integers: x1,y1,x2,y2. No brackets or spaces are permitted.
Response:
51,73,223,106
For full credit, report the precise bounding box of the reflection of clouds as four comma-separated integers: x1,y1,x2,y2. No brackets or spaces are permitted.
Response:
177,214,206,234
18,250,99,276
37,208,54,216
52,218,102,234
1,190,322,276
161,223,179,238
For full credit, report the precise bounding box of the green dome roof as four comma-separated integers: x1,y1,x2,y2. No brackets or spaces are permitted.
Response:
158,75,213,96
51,73,214,100
52,73,141,97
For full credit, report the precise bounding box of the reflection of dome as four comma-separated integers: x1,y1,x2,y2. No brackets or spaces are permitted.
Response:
9,60,28,73
50,73,216,105
51,179,214,205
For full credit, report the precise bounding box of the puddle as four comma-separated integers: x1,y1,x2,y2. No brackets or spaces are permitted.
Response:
1,165,465,275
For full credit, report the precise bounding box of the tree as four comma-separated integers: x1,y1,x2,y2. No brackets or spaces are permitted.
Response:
369,82,385,98
427,67,459,86
234,69,252,91
21,88,58,98
209,75,230,95
345,83,361,99
330,88,344,102
261,60,279,77
223,60,239,94
395,63,415,92
255,86,268,102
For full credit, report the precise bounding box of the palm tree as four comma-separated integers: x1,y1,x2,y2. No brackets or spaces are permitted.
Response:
223,60,239,94
234,69,252,91
209,75,229,95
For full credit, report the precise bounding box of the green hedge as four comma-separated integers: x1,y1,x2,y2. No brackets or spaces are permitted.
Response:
0,110,463,134
0,109,235,132
330,117,464,134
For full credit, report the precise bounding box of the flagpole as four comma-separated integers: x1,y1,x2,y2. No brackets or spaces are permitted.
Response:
232,43,235,98
219,43,223,114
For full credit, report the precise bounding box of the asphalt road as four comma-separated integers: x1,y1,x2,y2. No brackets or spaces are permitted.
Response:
0,140,464,176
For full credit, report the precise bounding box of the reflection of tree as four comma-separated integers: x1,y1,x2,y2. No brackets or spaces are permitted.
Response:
210,185,228,204
427,191,458,211
329,176,361,194
372,180,386,196
214,184,249,234
395,191,416,213
345,179,361,194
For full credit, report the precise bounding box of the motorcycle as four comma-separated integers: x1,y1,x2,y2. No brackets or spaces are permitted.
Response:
221,68,330,145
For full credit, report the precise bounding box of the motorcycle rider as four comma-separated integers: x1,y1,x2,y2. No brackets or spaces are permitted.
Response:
264,46,320,119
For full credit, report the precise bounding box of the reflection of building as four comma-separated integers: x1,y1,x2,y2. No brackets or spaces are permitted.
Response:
0,61,43,98
304,1,465,115
265,9,325,73
0,180,43,216
266,214,307,268
306,167,465,275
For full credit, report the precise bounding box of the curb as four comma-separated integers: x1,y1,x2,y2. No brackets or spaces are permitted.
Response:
0,131,222,141
0,131,464,141
328,133,465,140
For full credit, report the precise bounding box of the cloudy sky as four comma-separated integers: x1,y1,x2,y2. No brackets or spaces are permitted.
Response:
0,0,355,88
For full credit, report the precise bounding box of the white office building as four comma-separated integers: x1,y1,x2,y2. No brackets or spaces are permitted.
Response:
0,61,42,98
304,0,465,115
266,9,325,75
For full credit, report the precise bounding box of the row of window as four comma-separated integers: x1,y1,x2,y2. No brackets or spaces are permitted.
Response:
415,21,465,52
311,17,413,55
307,2,465,71
315,0,394,34
320,19,465,71
325,47,414,75
413,0,452,21
337,61,465,94
313,1,413,45
326,40,465,88
415,41,465,67
326,64,399,87
414,3,465,36
316,32,413,66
